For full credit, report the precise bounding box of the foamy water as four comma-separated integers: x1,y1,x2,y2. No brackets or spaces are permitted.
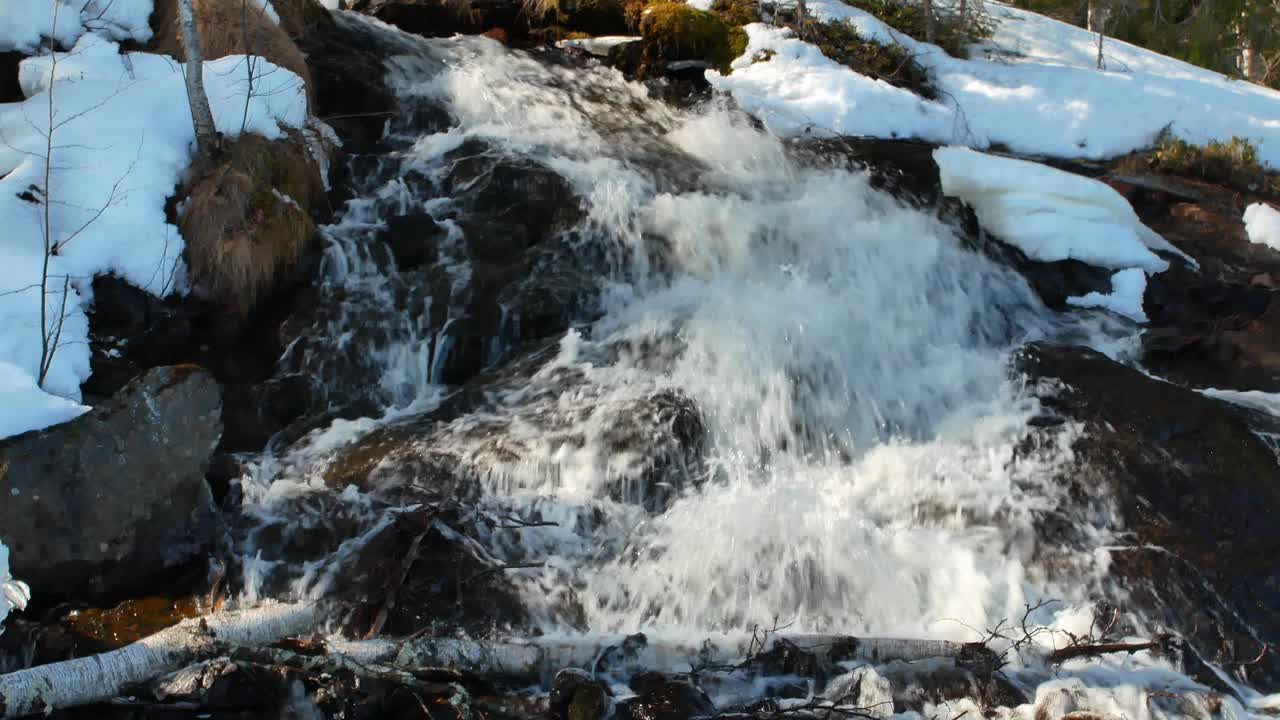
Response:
231,15,1264,717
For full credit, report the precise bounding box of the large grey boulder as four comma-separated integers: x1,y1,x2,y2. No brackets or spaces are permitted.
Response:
0,365,223,599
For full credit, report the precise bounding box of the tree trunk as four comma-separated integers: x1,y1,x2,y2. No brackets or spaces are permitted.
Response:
331,634,965,683
1087,0,1099,31
0,603,318,718
1241,34,1261,81
177,0,218,158
923,0,936,44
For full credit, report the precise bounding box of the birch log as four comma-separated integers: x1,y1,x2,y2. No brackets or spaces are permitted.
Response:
331,634,965,684
0,602,319,718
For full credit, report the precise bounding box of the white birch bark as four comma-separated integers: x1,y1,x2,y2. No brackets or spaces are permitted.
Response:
0,603,318,718
177,0,219,157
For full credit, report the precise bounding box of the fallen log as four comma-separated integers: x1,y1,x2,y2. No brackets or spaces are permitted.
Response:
1047,638,1167,664
331,633,965,683
0,602,320,718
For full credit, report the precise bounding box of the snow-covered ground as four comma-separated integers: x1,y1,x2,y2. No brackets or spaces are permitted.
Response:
1245,203,1280,251
0,3,308,439
709,0,1280,168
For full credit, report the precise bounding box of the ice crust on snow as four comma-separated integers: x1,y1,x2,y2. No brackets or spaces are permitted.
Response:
709,1,1280,169
933,146,1170,272
0,33,307,438
1244,203,1280,252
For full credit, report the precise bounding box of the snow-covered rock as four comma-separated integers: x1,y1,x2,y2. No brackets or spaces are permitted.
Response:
0,33,307,439
933,146,1170,272
1067,267,1148,323
1244,203,1280,252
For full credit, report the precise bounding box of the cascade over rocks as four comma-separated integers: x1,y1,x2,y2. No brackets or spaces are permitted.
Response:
0,366,222,600
1017,342,1280,689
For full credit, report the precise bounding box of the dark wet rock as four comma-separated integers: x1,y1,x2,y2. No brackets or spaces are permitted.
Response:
1143,279,1280,392
351,0,522,39
874,657,1026,714
0,51,21,104
298,12,403,155
380,212,445,269
617,673,715,720
1017,342,1280,690
0,366,222,600
551,669,613,720
218,374,318,453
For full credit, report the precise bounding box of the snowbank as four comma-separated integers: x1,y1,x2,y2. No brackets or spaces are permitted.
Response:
0,34,307,438
0,543,30,632
1067,268,1148,323
934,146,1169,272
708,1,1280,169
1244,203,1280,252
0,0,155,53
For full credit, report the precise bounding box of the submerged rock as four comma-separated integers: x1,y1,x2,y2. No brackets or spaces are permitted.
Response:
0,366,223,600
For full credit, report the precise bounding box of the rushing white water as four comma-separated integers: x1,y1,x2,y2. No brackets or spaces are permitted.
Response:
227,15,1266,718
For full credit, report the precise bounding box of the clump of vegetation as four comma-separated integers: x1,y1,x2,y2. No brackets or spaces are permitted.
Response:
710,0,761,26
182,134,323,316
807,19,935,96
838,0,992,57
638,2,738,72
1142,134,1274,193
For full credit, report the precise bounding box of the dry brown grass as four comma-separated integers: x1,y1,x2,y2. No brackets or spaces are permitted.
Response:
181,134,322,315
150,0,313,109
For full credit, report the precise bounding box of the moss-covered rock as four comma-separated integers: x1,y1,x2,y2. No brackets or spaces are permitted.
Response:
638,2,736,73
181,134,324,316
709,0,760,26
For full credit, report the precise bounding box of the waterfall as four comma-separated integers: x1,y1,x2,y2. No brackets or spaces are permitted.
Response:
227,14,1244,715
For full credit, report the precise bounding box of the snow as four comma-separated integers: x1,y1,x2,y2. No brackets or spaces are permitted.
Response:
1244,203,1280,252
1067,268,1148,323
708,1,1280,169
556,35,641,57
0,543,30,632
0,0,155,53
257,0,282,25
0,33,308,439
933,146,1170,271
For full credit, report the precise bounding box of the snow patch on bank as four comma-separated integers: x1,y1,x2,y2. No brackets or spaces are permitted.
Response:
1244,203,1280,252
0,0,155,53
0,34,307,438
709,1,1280,168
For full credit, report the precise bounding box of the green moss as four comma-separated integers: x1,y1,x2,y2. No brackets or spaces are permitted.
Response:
1145,134,1273,192
806,19,934,97
639,2,736,72
710,0,760,25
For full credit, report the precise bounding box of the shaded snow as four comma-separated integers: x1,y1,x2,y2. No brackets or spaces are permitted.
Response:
1067,268,1148,323
933,146,1170,271
709,1,1280,168
0,34,307,438
0,0,155,53
1244,203,1280,252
